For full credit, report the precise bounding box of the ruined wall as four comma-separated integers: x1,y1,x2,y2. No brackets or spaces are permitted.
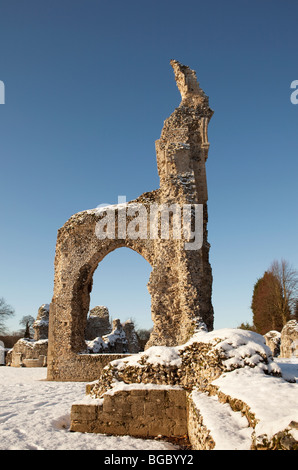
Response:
7,304,49,368
6,338,48,367
33,304,49,340
85,306,112,340
264,330,281,357
47,60,214,381
86,318,140,354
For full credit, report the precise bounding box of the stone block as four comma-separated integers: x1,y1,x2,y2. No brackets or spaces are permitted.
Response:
71,403,98,421
102,395,116,413
144,400,159,416
130,400,145,416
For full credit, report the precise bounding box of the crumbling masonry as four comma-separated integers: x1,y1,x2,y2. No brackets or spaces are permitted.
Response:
47,60,214,381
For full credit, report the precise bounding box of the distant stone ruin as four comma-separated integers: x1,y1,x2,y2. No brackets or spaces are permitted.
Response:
123,319,140,353
47,59,214,382
6,338,48,368
264,321,298,359
6,304,49,367
264,330,281,357
86,317,140,354
7,303,138,367
33,304,50,340
280,320,298,358
0,340,5,365
85,306,112,340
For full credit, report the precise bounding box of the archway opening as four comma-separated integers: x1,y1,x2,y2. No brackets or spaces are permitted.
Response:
87,247,153,351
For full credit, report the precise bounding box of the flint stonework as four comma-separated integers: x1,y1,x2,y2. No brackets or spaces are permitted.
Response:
47,60,214,381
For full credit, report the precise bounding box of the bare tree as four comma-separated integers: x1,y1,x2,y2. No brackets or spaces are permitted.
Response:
19,315,35,339
269,259,298,326
0,297,14,334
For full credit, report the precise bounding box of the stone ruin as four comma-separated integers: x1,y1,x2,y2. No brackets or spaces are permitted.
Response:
33,303,50,340
6,303,139,367
6,304,49,367
85,306,140,353
264,330,281,357
45,60,297,449
86,318,140,354
280,320,298,358
85,306,112,340
263,320,298,358
71,327,298,450
47,59,214,382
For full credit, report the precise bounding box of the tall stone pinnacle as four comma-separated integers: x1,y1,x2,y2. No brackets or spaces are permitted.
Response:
170,59,209,108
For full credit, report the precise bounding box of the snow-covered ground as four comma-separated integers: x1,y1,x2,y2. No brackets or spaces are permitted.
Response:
0,358,297,450
0,367,176,450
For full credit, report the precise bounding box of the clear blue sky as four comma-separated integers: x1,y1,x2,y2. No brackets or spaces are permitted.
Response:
0,0,297,333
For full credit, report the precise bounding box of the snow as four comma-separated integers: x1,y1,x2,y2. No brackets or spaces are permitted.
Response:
180,328,281,374
111,345,182,369
17,338,48,348
141,346,182,367
0,354,297,450
276,357,298,382
110,328,281,374
102,328,127,346
190,390,253,450
103,382,184,397
73,382,184,405
86,336,108,353
0,367,176,450
212,362,298,442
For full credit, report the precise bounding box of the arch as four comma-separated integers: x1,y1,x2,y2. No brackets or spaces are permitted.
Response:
70,243,153,353
47,202,212,382
47,207,158,381
89,246,153,330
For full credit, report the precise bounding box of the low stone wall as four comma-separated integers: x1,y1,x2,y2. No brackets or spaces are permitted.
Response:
47,353,131,382
71,385,187,438
23,356,47,367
